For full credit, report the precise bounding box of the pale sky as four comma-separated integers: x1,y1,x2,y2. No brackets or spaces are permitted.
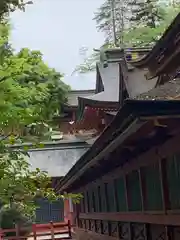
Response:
10,0,104,90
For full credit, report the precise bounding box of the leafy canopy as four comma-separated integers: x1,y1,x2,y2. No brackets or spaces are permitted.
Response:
74,3,180,74
0,24,70,134
0,140,82,218
0,22,78,218
0,0,33,20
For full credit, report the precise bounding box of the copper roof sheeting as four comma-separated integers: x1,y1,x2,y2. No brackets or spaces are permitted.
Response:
67,89,95,106
79,62,120,104
78,48,153,105
135,78,180,100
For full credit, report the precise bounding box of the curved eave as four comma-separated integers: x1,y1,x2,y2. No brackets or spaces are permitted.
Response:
78,96,119,110
57,99,180,192
131,13,180,68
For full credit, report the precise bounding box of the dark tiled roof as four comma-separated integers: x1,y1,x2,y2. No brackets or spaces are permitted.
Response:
131,13,180,68
67,90,95,106
79,48,151,105
135,79,180,100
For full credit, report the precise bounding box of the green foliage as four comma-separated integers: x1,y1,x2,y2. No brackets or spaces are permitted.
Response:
0,22,79,219
0,0,33,20
0,137,82,218
0,206,32,236
129,0,166,28
123,6,180,47
73,43,115,75
0,142,55,217
0,24,70,134
93,0,128,43
75,3,180,74
73,47,98,74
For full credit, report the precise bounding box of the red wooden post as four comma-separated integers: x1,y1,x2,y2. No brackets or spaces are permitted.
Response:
0,229,3,240
50,221,55,240
32,224,37,240
68,220,72,239
15,224,20,239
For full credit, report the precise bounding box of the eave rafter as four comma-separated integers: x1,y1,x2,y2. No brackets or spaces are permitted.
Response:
131,13,180,82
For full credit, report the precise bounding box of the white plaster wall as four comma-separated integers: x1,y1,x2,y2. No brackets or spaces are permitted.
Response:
27,147,88,177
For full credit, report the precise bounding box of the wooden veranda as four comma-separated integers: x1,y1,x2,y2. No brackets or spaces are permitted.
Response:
0,221,72,240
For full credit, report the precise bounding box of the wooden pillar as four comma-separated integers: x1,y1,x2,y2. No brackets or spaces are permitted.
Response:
165,226,174,240
129,223,133,240
114,179,119,212
159,158,170,212
64,198,73,223
139,168,146,212
144,224,151,240
124,175,129,211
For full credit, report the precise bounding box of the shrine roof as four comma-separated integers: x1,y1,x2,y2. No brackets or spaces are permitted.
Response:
57,99,180,192
131,13,180,72
135,78,180,100
78,77,119,109
77,47,151,112
67,89,95,107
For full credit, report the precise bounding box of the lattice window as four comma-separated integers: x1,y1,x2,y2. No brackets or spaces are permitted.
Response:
86,219,91,230
102,220,109,235
132,223,146,240
109,221,119,237
166,154,180,210
90,219,96,232
142,162,163,211
96,220,102,234
174,226,180,240
150,224,166,240
119,222,130,240
115,177,127,212
127,170,142,211
82,219,86,229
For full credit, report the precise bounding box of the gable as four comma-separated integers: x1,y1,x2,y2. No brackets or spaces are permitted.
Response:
95,64,104,94
120,57,158,98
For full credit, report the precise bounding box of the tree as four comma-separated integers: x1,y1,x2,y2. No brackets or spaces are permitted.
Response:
124,6,180,46
72,42,115,75
93,0,129,45
0,22,80,220
128,0,166,28
0,139,81,220
0,0,82,224
0,25,70,135
0,0,33,20
74,5,179,74
72,47,99,74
